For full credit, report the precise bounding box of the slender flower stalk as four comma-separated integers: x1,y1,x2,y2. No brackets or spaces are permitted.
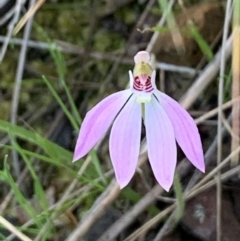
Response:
73,51,205,191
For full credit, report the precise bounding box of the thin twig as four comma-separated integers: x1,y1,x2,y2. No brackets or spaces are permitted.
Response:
123,146,240,241
146,0,176,53
10,0,36,177
0,4,16,26
6,170,114,241
97,184,162,241
217,1,232,241
66,179,120,241
0,216,32,241
0,0,25,62
0,35,198,75
195,96,240,125
12,0,46,35
67,151,148,241
153,211,175,241
33,154,93,241
153,114,231,240
231,0,240,166
156,62,199,75
0,167,29,213
180,34,233,109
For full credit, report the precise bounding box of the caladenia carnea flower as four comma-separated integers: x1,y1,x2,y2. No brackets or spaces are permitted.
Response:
73,51,205,191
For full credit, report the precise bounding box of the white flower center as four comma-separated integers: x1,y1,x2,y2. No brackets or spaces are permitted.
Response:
136,95,152,103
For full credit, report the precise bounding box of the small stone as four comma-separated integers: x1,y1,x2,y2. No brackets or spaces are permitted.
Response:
181,187,240,241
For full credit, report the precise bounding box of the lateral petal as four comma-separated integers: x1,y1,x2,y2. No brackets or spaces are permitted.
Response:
110,96,141,188
73,90,132,161
155,90,205,172
145,97,177,191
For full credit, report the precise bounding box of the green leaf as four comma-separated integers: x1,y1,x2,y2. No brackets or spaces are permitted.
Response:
90,150,107,185
51,44,82,125
3,156,42,228
9,133,49,213
173,173,185,223
42,76,79,131
151,26,171,33
188,22,213,61
0,120,72,162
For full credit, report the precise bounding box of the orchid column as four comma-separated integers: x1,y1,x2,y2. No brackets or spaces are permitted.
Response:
73,51,205,191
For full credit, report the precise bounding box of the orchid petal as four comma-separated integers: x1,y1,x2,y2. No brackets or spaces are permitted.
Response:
110,96,141,188
145,97,177,191
155,90,205,172
150,70,156,89
134,51,150,63
129,70,134,89
73,90,132,161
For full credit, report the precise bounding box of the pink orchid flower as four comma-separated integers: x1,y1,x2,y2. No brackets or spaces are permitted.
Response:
73,51,205,191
